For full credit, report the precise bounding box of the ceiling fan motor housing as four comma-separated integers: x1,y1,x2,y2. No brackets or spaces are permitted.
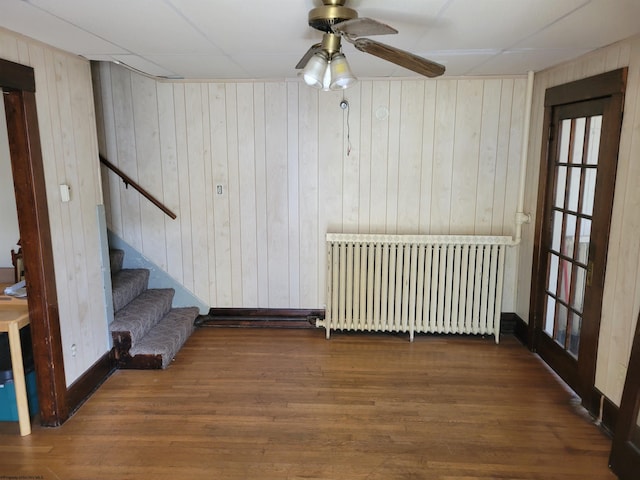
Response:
308,0,357,32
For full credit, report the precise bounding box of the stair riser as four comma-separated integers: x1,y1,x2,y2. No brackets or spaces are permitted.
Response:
110,288,174,347
109,249,124,274
129,307,198,368
111,269,150,313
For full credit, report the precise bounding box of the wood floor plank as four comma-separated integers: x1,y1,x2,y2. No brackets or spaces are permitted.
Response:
0,329,616,479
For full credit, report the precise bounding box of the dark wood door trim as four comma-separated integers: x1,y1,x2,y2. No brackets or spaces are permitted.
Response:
529,68,627,413
2,57,69,426
609,310,640,478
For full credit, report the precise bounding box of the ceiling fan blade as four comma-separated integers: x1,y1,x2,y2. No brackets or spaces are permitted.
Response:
295,43,322,69
332,17,398,37
354,38,445,78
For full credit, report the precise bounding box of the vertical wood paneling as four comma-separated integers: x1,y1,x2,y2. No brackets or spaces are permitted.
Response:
492,79,514,235
111,66,142,250
54,51,95,372
475,79,502,234
432,80,457,233
157,82,183,283
419,82,437,232
357,81,373,234
67,56,105,359
342,83,361,231
184,84,209,295
503,79,525,237
98,67,533,315
253,84,269,307
397,81,424,233
224,84,243,305
385,82,402,234
265,83,290,307
173,84,194,293
208,83,231,305
1,27,109,385
369,82,390,231
96,63,120,233
451,80,483,233
237,83,259,305
297,86,319,306
196,84,213,302
601,39,640,403
131,74,166,269
287,83,301,306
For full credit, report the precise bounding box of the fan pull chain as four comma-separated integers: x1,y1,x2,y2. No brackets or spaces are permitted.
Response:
340,97,352,156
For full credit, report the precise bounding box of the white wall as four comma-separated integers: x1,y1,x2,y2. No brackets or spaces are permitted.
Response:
0,91,20,269
518,34,640,405
0,27,108,386
94,63,528,313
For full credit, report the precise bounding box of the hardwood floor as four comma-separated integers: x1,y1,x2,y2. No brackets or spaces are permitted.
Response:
0,328,616,479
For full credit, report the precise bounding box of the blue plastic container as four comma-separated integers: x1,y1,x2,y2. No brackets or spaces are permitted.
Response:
0,369,39,421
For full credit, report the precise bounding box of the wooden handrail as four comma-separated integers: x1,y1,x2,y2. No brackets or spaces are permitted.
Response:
99,155,177,220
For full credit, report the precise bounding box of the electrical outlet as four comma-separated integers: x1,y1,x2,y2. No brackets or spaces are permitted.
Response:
216,184,223,195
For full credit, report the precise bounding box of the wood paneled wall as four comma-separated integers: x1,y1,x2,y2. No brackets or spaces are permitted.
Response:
0,96,20,268
0,27,108,386
94,63,528,312
519,34,640,405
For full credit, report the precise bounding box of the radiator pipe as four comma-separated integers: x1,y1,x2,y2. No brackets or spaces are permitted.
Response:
511,70,535,246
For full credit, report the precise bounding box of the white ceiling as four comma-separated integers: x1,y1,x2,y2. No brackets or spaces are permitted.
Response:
2,0,640,80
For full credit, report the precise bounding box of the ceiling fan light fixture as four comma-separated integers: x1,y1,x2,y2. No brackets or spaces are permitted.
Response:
302,51,329,89
329,53,357,90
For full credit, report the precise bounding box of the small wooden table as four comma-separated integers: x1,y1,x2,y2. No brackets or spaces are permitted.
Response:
0,306,32,436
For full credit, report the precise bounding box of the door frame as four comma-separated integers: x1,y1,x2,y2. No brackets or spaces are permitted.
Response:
1,57,69,426
529,68,627,415
609,310,640,478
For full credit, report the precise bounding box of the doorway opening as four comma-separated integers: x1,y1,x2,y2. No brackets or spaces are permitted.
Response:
1,57,68,426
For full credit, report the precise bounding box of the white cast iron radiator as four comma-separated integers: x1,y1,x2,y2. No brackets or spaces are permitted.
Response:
318,234,512,343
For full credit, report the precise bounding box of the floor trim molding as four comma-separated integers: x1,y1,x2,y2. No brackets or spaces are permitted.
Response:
199,308,324,329
66,351,115,417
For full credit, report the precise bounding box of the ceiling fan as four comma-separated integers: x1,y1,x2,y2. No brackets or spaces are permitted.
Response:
296,0,446,90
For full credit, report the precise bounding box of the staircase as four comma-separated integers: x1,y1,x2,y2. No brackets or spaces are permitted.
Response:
109,249,198,369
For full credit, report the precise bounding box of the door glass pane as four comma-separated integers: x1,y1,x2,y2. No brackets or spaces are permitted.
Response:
577,219,591,265
573,266,586,313
555,166,567,208
571,118,586,164
558,259,572,304
563,214,577,258
632,410,640,447
552,211,563,252
568,312,581,357
544,296,556,336
567,167,581,212
548,253,559,295
581,168,596,216
586,115,602,165
559,119,571,163
556,303,568,346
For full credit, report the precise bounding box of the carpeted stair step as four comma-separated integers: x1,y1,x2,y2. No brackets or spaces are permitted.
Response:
111,268,150,313
110,288,174,348
126,307,199,369
109,249,125,274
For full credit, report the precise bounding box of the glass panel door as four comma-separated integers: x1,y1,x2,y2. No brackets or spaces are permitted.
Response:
542,115,602,359
533,68,626,413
